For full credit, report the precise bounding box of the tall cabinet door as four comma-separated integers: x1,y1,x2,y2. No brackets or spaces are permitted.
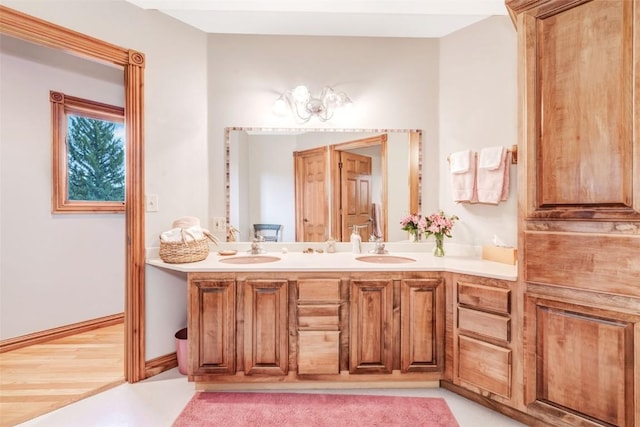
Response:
349,279,393,374
400,278,444,373
189,278,236,376
243,279,289,376
507,0,640,425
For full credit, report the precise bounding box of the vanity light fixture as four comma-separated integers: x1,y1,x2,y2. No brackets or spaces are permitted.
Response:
273,85,352,123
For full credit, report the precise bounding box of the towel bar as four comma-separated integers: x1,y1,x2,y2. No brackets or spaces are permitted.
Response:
447,145,517,165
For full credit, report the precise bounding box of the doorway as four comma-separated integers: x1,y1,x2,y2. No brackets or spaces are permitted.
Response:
331,134,387,241
0,7,146,383
338,150,373,242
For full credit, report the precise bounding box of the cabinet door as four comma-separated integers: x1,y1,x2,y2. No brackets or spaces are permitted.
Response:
525,295,638,427
190,279,235,375
518,0,639,220
349,279,393,374
243,279,288,375
400,278,443,372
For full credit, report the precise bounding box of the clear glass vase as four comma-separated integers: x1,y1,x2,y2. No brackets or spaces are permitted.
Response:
433,235,445,257
409,230,420,242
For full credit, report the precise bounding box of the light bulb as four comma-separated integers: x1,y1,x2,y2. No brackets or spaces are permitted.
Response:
272,96,288,116
292,85,310,103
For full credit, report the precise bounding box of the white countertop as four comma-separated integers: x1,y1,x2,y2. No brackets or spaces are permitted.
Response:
146,244,517,281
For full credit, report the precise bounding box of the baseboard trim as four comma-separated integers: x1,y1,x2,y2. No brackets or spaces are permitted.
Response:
440,381,554,427
145,352,179,378
0,313,124,353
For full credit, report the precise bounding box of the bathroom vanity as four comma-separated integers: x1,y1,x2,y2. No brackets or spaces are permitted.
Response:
147,250,517,391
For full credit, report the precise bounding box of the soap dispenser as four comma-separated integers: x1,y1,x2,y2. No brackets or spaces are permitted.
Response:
326,237,336,253
350,226,362,254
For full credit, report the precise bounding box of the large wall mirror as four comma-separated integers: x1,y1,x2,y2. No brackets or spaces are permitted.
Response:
225,127,421,243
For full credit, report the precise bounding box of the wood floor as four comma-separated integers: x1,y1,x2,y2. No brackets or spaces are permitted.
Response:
0,323,124,427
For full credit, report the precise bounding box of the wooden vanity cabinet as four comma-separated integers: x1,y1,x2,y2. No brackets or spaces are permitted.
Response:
189,271,446,385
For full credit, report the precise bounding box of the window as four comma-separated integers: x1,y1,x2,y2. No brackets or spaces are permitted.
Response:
51,91,125,213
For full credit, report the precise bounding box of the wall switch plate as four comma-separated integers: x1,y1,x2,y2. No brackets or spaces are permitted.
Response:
145,194,159,212
212,217,226,231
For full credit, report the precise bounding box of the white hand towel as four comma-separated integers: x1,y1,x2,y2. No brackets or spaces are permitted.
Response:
160,225,208,242
477,149,509,204
160,228,183,242
478,146,505,170
449,149,471,174
450,151,478,203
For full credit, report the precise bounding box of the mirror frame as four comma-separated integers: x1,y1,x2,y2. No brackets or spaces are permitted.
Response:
224,127,422,241
0,6,146,382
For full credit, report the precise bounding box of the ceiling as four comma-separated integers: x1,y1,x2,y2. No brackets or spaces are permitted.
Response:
123,0,509,38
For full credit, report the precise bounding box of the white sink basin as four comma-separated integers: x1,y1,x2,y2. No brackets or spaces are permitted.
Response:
219,255,281,264
356,255,416,264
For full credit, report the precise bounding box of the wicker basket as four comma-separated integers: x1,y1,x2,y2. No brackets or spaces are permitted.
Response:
159,231,218,264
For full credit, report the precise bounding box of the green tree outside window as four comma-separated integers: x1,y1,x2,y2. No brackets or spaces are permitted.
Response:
67,115,125,202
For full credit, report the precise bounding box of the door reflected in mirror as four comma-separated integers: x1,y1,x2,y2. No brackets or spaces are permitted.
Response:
225,128,421,243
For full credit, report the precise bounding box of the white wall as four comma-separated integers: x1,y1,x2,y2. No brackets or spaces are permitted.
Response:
439,16,518,248
0,37,125,339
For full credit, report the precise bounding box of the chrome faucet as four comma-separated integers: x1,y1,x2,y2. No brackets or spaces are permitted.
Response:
248,236,266,254
370,238,388,254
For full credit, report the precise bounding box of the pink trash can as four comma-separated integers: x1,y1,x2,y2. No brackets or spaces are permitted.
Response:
175,328,188,375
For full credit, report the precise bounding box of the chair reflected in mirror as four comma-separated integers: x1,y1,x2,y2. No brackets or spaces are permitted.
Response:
253,223,283,242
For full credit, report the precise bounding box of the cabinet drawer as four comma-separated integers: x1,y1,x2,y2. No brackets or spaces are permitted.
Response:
458,282,510,314
458,307,510,342
298,304,339,330
458,335,511,398
298,331,340,375
298,279,340,302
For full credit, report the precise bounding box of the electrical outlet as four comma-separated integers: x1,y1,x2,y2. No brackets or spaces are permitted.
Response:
212,217,226,231
145,194,159,212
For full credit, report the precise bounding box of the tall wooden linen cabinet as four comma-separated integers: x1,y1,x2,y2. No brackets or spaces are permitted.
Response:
506,1,640,426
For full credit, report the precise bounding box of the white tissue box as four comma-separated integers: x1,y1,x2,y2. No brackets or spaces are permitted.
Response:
482,245,517,265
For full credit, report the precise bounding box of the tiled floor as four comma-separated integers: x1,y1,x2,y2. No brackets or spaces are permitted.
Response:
18,369,527,427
